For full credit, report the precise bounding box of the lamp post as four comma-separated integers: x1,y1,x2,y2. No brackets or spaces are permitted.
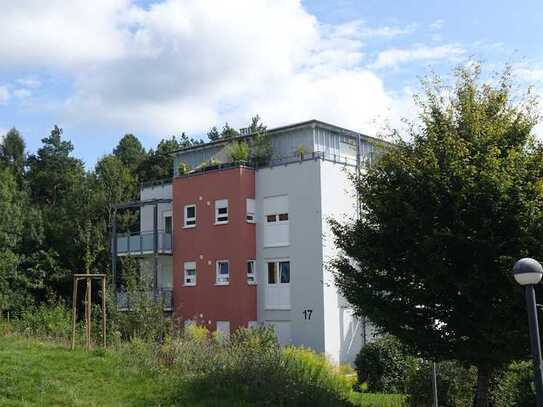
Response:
513,257,543,407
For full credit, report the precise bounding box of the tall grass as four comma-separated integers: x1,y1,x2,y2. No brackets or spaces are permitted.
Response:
123,325,355,406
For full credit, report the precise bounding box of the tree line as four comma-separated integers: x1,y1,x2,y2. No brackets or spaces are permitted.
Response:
0,124,223,313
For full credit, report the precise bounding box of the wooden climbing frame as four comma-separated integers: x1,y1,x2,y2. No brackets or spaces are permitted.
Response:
71,274,107,350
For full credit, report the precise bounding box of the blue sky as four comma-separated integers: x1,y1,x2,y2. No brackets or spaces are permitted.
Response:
1,0,542,168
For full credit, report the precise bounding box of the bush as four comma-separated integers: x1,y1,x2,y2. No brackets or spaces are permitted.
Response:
282,346,354,406
124,325,356,406
108,266,170,343
177,161,190,175
226,141,250,163
492,361,535,407
406,360,476,407
15,302,72,341
355,335,415,393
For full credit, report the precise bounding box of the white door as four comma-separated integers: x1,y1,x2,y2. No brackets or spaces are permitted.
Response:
216,321,230,339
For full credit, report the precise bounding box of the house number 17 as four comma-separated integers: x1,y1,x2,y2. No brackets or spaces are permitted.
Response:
303,309,313,320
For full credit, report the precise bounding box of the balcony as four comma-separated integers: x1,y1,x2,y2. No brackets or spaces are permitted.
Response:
116,288,173,312
115,231,172,256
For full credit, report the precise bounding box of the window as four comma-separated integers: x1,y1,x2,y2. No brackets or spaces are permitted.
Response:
246,198,256,223
184,261,196,286
184,205,196,227
279,261,290,283
263,195,289,247
267,261,289,284
215,199,228,224
164,215,172,234
265,260,291,310
247,260,256,284
216,260,229,285
267,262,277,284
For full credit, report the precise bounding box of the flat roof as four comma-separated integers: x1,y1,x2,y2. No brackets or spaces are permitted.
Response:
169,119,391,156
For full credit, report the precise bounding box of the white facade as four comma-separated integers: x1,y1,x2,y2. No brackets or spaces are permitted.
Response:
256,158,367,364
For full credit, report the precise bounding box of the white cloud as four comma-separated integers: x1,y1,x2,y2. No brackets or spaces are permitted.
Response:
430,19,445,31
514,63,543,83
0,86,9,105
13,89,32,99
0,0,131,71
370,43,465,69
0,0,417,137
16,78,41,89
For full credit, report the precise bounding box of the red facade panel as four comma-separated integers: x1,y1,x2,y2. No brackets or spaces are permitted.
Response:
172,166,256,332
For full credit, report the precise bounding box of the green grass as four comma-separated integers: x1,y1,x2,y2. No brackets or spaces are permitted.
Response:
0,335,171,406
350,392,407,407
0,334,406,406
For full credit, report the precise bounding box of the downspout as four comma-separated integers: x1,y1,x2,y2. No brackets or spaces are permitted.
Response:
112,208,117,291
153,203,159,301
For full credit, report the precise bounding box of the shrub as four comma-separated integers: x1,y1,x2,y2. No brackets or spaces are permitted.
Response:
124,326,355,406
250,130,272,166
15,302,72,341
282,346,354,406
177,162,190,175
108,267,170,343
406,360,476,407
355,335,415,393
226,141,250,163
492,361,535,407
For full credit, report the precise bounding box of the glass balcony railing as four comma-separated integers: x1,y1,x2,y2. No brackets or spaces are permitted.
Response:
116,288,173,312
115,231,172,256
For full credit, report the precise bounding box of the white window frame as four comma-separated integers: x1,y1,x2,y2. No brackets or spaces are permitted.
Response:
184,261,197,286
265,259,291,310
246,198,256,223
215,199,229,225
247,260,256,285
267,260,290,286
184,204,196,228
216,260,230,285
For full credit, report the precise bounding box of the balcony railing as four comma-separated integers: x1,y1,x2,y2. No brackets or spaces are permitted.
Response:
115,231,172,256
116,288,173,312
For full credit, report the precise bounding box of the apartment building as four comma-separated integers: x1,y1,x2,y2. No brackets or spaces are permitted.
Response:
113,119,383,364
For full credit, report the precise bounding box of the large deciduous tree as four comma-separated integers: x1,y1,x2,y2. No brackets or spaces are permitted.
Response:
331,65,542,406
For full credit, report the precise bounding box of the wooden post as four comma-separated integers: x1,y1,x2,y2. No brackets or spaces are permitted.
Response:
86,277,92,350
71,277,78,350
72,274,107,350
102,276,107,348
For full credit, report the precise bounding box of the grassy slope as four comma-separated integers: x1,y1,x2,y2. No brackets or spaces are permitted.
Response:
0,336,171,407
0,335,405,407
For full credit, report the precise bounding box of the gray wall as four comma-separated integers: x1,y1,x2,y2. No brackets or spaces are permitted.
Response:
140,183,172,232
256,159,326,353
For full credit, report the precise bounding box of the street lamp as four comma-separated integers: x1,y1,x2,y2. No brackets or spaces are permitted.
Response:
513,257,543,407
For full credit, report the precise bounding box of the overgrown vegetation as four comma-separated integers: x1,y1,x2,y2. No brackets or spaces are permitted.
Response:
0,311,405,407
355,335,415,394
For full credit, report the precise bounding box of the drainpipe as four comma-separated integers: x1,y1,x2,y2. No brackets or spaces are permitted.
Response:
153,203,159,301
112,208,117,291
356,134,362,217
